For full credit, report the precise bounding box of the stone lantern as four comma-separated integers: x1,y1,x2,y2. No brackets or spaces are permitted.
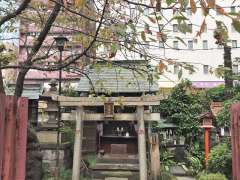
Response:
39,79,59,129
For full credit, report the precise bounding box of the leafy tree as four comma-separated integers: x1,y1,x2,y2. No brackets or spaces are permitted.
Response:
216,92,240,127
159,80,208,145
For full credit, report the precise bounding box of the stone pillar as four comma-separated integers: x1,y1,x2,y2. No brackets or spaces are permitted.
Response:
150,133,160,180
137,106,147,180
72,107,84,180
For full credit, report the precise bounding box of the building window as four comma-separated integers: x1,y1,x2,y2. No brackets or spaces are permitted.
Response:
231,6,236,13
188,24,192,33
130,8,136,18
232,40,237,48
186,8,192,16
203,40,208,49
159,41,164,48
204,24,207,33
232,24,236,32
174,8,180,15
173,24,178,32
159,24,164,30
203,65,209,74
217,44,223,49
173,41,178,49
145,41,150,49
174,65,179,74
188,40,193,49
233,65,238,74
144,7,149,15
216,7,221,15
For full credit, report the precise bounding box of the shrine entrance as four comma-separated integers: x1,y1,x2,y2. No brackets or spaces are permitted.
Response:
53,95,162,180
98,121,138,157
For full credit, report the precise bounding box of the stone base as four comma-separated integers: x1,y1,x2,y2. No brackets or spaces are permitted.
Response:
40,143,72,170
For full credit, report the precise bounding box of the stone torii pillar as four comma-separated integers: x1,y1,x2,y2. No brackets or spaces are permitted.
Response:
72,107,84,180
137,106,148,180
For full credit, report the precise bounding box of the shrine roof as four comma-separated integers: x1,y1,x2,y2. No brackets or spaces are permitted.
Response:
6,83,44,99
76,61,159,93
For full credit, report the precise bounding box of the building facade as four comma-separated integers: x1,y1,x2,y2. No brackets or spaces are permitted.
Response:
106,0,240,92
145,0,240,91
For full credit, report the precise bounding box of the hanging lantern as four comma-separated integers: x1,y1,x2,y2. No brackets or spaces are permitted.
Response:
200,112,214,129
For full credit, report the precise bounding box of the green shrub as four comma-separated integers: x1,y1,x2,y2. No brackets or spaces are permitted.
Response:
216,93,240,127
159,171,177,180
187,156,203,175
208,143,232,179
197,173,227,180
43,168,72,180
59,168,72,180
159,149,176,167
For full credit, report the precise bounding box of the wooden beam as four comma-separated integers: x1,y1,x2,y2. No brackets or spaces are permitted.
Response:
72,107,84,180
61,113,161,122
137,106,148,180
52,95,162,106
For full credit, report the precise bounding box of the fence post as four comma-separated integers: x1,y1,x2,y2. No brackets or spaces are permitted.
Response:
231,103,240,180
0,94,6,180
2,96,17,180
15,98,28,180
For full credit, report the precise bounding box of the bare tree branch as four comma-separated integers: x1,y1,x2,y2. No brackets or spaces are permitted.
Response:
14,0,62,97
0,0,31,27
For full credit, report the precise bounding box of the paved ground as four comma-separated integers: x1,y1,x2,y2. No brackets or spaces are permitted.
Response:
170,165,186,176
176,177,196,180
105,178,128,180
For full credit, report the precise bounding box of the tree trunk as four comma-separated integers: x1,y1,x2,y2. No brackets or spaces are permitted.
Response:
224,45,233,89
14,70,27,97
13,2,62,179
0,67,5,94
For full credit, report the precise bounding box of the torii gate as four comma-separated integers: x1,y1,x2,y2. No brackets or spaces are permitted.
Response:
52,95,162,180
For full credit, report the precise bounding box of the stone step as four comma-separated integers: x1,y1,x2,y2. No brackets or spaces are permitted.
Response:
96,158,138,164
91,163,139,171
90,170,139,180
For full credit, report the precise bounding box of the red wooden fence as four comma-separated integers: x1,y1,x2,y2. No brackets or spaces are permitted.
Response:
0,94,28,180
231,103,240,180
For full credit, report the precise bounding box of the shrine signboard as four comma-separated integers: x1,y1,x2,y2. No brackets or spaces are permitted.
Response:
104,102,114,118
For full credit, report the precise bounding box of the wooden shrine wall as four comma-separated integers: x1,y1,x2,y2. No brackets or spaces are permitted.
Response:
82,122,97,153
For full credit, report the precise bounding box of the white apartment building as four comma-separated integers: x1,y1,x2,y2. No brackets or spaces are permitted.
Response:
105,0,240,91
145,0,240,90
